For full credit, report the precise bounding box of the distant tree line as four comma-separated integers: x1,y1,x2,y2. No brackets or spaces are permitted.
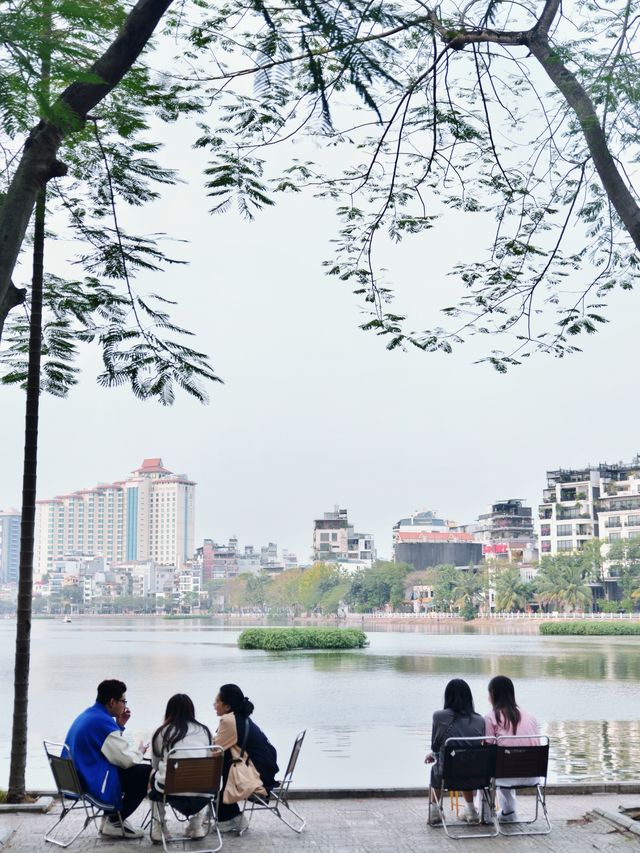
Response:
17,539,640,619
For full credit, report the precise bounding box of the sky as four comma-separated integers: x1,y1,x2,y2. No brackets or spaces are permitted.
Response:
1,100,639,563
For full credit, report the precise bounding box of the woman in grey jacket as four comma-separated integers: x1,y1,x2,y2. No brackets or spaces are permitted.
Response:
426,679,485,824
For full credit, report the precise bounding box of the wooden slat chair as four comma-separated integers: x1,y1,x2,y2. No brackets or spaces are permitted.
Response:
155,745,224,853
429,736,499,840
239,730,306,834
43,740,124,848
494,735,551,835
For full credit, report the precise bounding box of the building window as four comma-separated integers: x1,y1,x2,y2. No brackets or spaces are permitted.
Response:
541,540,551,552
540,525,551,537
557,540,574,552
627,515,640,527
331,532,338,542
605,516,621,528
556,524,572,537
609,532,622,542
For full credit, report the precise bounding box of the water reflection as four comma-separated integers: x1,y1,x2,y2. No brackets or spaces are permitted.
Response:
547,720,640,782
308,647,640,681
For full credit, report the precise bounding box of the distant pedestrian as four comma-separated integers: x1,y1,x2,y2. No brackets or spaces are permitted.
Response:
484,675,539,823
64,679,149,838
426,678,485,825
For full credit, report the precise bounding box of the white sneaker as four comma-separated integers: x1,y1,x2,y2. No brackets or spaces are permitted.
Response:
499,810,518,824
100,817,144,838
218,814,249,834
185,810,207,839
462,805,480,824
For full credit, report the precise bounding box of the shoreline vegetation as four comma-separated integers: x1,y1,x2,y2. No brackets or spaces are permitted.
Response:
238,627,369,650
540,621,640,636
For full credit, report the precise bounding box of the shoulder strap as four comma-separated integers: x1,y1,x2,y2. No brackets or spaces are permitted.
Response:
238,717,251,759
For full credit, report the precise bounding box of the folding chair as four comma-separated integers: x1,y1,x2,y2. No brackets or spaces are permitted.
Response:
43,740,124,848
428,736,498,839
240,730,306,834
494,735,550,835
153,744,224,853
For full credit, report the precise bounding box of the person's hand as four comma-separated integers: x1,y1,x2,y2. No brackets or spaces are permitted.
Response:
425,752,435,764
115,706,131,728
138,740,150,755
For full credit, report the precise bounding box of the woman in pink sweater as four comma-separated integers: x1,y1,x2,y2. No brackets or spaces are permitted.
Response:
484,675,539,822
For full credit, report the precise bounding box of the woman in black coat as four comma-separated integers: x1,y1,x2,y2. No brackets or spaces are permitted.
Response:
214,683,279,833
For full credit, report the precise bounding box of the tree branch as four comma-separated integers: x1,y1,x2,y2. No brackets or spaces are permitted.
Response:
0,0,175,343
528,31,640,252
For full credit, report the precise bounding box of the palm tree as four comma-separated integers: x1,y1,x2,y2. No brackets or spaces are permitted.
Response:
536,556,592,613
494,566,530,613
452,569,484,618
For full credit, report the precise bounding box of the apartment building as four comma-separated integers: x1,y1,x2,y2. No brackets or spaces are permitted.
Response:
35,458,195,575
392,508,481,569
312,506,375,568
537,457,640,558
0,508,20,583
476,499,537,564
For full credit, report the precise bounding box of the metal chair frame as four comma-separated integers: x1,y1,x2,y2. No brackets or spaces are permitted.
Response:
494,735,551,836
428,736,499,840
152,744,224,853
43,740,125,848
239,730,306,834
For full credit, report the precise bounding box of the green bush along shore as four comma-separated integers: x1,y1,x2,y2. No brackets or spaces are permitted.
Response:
540,621,640,636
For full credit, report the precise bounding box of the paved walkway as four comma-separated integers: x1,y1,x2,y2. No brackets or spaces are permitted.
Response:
2,794,640,852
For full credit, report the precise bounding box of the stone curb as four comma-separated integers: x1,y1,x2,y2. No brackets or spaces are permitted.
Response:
592,808,640,837
0,796,53,814
26,784,640,802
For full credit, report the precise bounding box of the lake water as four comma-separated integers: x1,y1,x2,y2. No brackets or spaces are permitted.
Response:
1,616,639,789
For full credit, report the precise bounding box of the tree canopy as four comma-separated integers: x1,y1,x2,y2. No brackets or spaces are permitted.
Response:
1,0,639,380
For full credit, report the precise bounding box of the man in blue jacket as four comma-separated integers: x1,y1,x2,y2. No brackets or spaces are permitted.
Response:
65,679,150,838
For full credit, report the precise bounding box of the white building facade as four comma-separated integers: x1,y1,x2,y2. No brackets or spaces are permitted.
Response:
35,458,195,575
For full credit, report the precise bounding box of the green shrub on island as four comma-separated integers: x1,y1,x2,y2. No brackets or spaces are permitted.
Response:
540,621,640,636
238,627,368,650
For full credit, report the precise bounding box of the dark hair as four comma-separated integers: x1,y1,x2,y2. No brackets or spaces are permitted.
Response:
488,675,521,733
96,679,127,705
443,679,476,717
152,693,212,757
218,684,255,717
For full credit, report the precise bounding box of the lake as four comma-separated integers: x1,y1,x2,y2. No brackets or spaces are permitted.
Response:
1,616,639,789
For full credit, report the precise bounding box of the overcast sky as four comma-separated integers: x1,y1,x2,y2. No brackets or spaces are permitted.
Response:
1,113,638,563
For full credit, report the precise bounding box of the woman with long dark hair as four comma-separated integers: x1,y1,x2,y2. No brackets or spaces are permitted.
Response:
149,694,213,842
485,675,538,822
426,678,485,825
214,683,278,834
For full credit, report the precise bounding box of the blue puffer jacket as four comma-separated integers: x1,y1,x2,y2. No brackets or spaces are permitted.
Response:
65,702,123,807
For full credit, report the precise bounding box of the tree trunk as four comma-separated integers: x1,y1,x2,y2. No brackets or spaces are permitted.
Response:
6,187,46,803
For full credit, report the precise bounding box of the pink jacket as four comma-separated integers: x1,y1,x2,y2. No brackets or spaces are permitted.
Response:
485,707,538,746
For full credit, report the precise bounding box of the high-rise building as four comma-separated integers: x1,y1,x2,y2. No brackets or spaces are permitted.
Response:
312,506,375,568
34,458,195,575
0,508,21,583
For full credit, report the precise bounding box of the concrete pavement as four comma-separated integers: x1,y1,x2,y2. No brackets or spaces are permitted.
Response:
2,792,640,852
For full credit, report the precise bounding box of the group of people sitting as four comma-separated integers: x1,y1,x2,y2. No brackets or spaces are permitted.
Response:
64,679,278,842
426,675,538,825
